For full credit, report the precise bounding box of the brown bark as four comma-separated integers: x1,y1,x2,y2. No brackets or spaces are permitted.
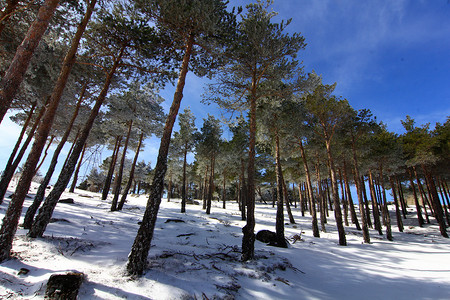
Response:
389,175,404,232
421,165,448,238
343,160,361,230
119,132,144,209
407,168,424,227
68,142,86,193
27,43,125,240
222,170,226,209
274,133,287,248
396,175,407,218
298,139,319,237
414,167,430,224
282,180,295,224
127,35,194,275
242,78,257,261
114,120,133,211
102,135,121,200
239,158,247,221
339,168,349,226
368,170,382,235
23,87,85,229
379,165,393,241
34,135,55,174
315,158,326,232
0,101,39,203
0,0,60,124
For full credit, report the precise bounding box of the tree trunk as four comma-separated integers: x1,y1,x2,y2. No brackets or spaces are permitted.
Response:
0,100,45,203
34,135,55,175
282,179,295,224
343,160,361,230
27,44,125,240
298,182,305,217
119,132,143,209
350,139,370,243
396,175,407,218
408,168,424,227
114,120,133,211
389,175,404,232
439,178,450,225
68,142,86,193
0,0,20,35
0,0,60,124
274,133,288,248
127,35,194,276
421,165,448,238
202,165,208,209
222,170,226,209
0,101,36,203
239,158,246,221
414,167,430,224
298,139,319,237
369,170,382,235
315,158,326,233
242,75,257,261
206,155,215,215
338,169,349,226
379,164,393,241
0,0,97,262
102,135,121,200
23,87,85,229
181,146,188,213
361,175,372,228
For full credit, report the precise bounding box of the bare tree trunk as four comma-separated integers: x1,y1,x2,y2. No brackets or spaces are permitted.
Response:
202,165,208,209
242,77,257,261
119,132,143,208
315,159,326,232
339,168,349,226
68,142,86,193
282,179,295,224
298,182,305,217
34,135,55,174
222,170,226,209
206,155,215,215
389,175,404,232
298,139,319,237
27,44,124,240
0,101,37,202
274,133,287,247
0,100,45,203
369,170,382,235
102,136,121,200
114,120,133,211
0,0,60,124
437,178,450,226
240,158,246,221
379,164,393,241
408,168,424,227
0,0,97,262
181,146,188,213
361,175,372,228
127,35,194,275
422,165,448,238
343,161,361,230
414,167,430,224
396,175,407,218
23,87,85,229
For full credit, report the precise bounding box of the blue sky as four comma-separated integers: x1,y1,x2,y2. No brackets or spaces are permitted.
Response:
1,0,449,180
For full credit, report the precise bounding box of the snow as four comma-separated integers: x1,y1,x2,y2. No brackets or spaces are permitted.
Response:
1,182,450,299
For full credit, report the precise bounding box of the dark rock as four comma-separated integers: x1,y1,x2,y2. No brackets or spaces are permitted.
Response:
18,268,30,275
45,272,84,300
256,230,277,244
59,198,74,204
165,219,185,223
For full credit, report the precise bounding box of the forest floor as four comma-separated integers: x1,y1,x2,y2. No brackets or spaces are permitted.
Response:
1,181,450,299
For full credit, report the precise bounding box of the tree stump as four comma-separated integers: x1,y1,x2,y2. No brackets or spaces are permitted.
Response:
45,272,84,300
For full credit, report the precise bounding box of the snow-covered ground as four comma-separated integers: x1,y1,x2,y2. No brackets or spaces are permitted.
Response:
1,182,450,299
